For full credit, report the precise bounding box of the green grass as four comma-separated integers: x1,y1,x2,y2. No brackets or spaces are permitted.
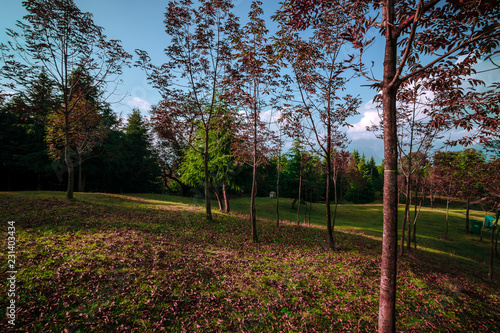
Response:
1,191,500,332
134,193,498,266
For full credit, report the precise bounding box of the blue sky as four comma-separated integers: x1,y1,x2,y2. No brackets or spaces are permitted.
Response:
2,1,498,163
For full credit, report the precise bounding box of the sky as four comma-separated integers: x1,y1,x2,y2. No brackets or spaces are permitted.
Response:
1,0,498,163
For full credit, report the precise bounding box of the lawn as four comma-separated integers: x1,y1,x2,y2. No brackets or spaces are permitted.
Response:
1,191,499,332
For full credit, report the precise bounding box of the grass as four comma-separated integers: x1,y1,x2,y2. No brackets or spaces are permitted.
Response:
1,191,500,332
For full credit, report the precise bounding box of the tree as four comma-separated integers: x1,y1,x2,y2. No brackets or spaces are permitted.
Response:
278,1,500,329
0,70,58,190
121,109,162,193
456,149,486,233
230,1,279,242
275,6,361,249
136,0,239,221
481,158,500,280
275,119,285,227
410,158,431,248
151,107,189,196
1,0,131,199
178,108,241,213
433,151,463,238
372,82,442,253
345,151,377,204
288,134,306,223
45,68,107,192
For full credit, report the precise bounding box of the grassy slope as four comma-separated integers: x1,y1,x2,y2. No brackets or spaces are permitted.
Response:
1,191,499,332
139,193,497,265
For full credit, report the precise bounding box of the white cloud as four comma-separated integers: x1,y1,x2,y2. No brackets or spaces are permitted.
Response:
348,101,381,140
127,96,151,111
260,108,282,124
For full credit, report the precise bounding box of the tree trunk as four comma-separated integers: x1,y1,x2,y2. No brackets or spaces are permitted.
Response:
412,188,423,248
325,137,335,248
250,93,258,243
223,181,230,213
400,176,411,255
304,188,307,224
297,162,302,225
78,156,84,192
204,128,212,221
465,198,470,233
37,174,43,191
211,185,223,212
445,198,450,238
489,226,495,280
326,168,334,248
496,229,500,257
308,190,312,225
378,1,399,330
276,154,280,228
332,176,339,237
407,185,412,251
65,112,74,200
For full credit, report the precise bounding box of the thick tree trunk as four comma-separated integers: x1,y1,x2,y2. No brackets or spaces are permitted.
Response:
379,1,399,330
204,129,212,221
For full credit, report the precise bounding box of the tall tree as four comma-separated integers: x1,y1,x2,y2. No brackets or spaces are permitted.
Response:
278,1,500,330
178,107,240,212
45,68,107,192
1,0,131,199
371,82,442,253
231,1,279,242
0,71,58,190
275,6,361,249
137,0,239,221
122,109,162,193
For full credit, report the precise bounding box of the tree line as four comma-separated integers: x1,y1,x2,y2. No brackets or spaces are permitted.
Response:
0,69,383,205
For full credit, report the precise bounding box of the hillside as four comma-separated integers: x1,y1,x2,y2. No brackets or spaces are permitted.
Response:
1,191,499,332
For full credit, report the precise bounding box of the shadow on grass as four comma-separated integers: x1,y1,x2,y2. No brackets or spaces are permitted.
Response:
1,191,500,332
